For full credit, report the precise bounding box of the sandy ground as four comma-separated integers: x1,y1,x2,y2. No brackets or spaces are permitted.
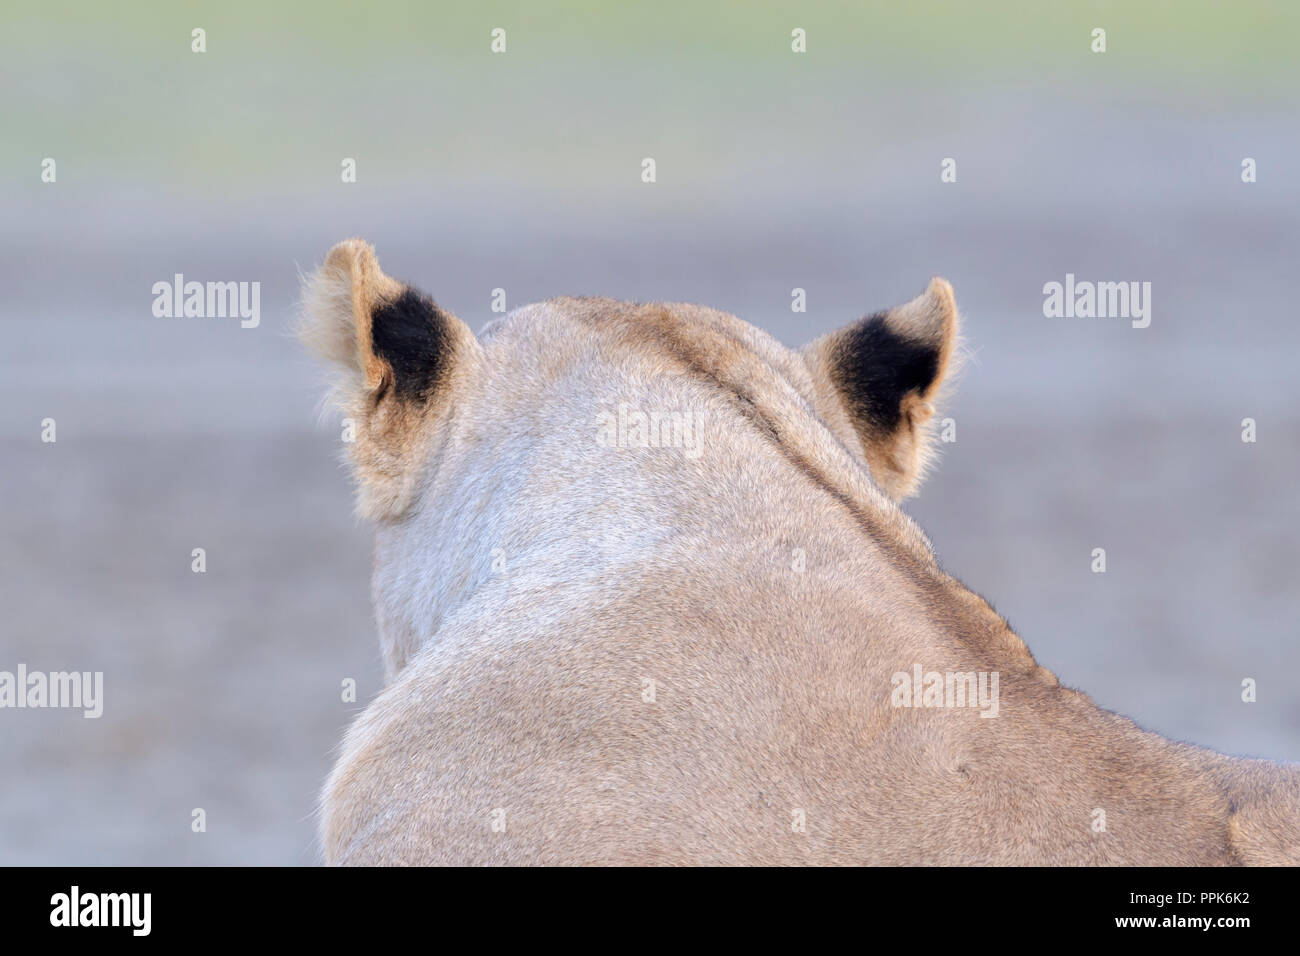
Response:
2,88,1297,864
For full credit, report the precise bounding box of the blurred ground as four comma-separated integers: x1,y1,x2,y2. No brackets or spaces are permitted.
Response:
1,2,1297,864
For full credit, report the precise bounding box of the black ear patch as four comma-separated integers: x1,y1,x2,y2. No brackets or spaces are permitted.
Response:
370,288,453,402
833,313,940,433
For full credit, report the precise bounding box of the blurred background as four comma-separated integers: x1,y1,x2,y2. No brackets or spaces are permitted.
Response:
1,1,1297,864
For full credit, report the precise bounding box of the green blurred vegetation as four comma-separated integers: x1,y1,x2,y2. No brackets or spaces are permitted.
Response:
3,1,1295,186
7,0,1297,71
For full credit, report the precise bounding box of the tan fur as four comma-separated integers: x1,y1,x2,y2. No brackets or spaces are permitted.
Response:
801,278,961,499
298,240,483,521
299,241,1300,865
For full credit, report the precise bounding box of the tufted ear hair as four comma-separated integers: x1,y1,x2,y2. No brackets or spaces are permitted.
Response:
298,238,481,520
801,278,960,499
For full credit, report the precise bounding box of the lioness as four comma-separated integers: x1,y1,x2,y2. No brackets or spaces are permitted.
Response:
301,239,1299,865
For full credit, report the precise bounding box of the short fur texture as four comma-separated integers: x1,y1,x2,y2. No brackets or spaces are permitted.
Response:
299,240,1300,865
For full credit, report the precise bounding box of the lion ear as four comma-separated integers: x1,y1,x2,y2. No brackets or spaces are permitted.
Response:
298,239,481,519
299,238,479,401
802,278,960,499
